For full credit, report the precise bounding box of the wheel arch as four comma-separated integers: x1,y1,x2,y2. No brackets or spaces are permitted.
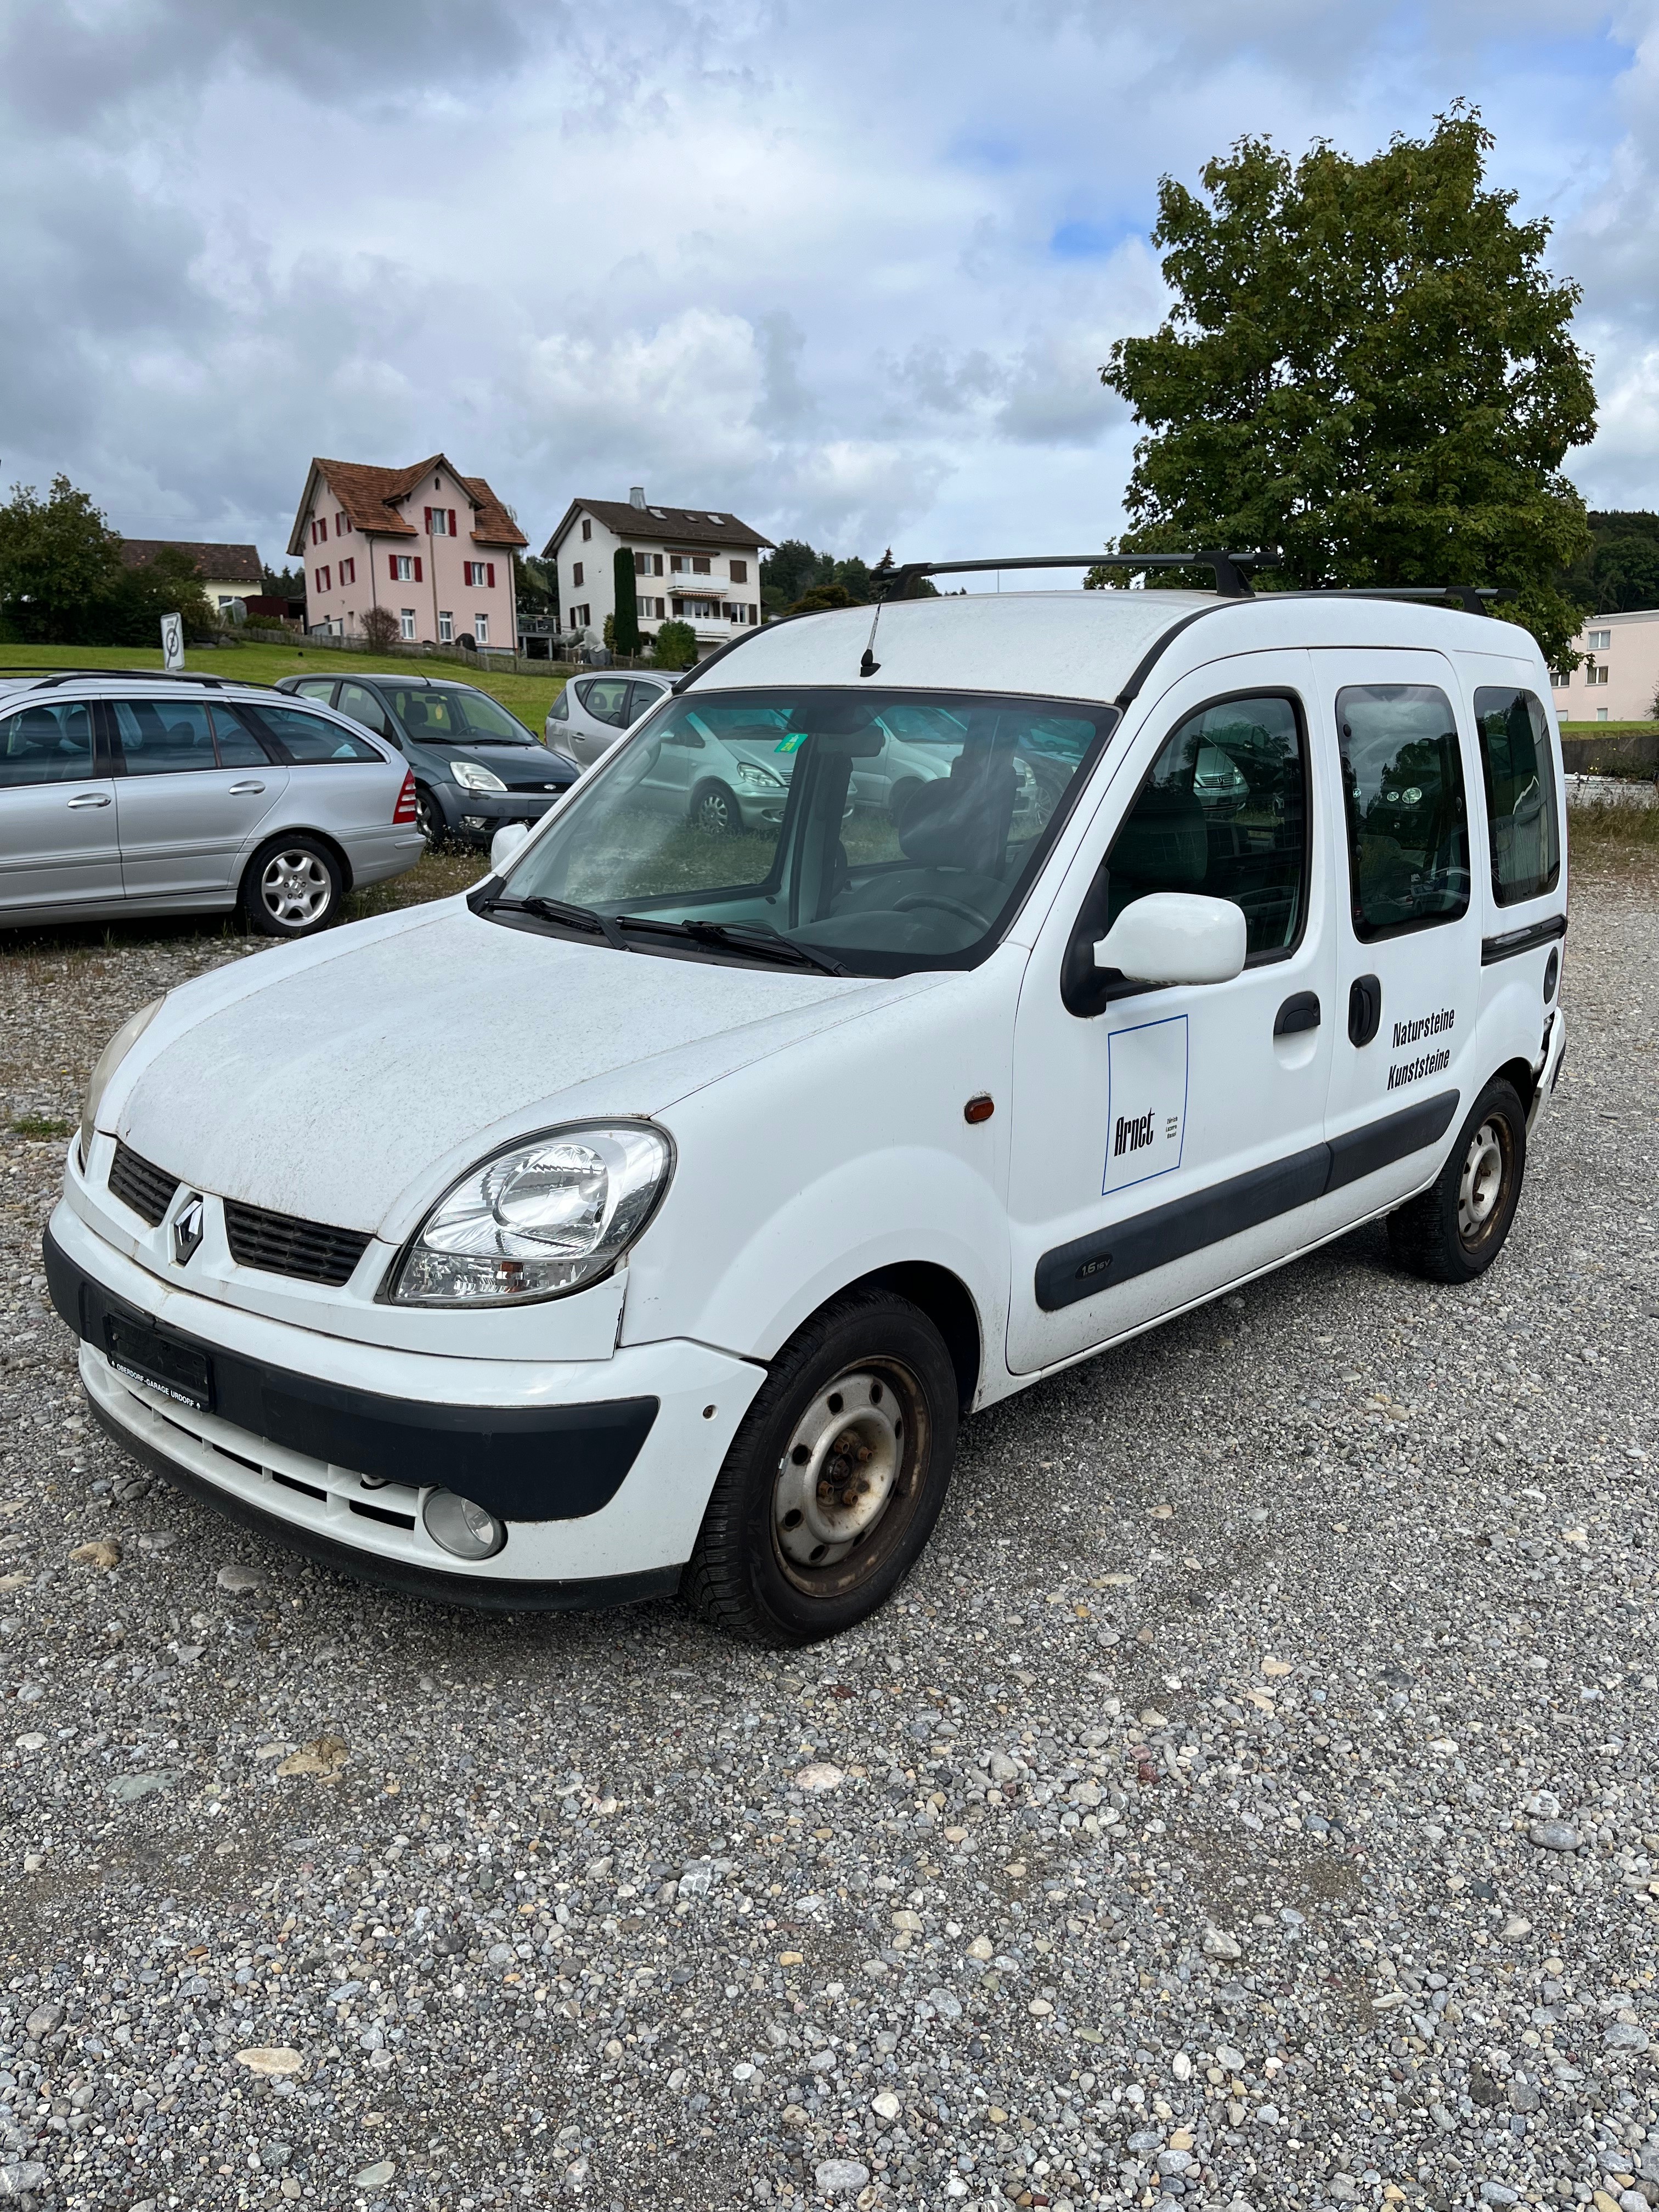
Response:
837,1261,981,1414
240,825,354,900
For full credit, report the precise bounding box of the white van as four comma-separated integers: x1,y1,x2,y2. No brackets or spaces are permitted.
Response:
44,575,1568,1643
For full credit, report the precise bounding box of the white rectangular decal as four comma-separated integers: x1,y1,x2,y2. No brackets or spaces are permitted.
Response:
1103,1013,1188,1196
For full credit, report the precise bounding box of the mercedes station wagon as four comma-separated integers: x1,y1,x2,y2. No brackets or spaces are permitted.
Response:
44,558,1568,1643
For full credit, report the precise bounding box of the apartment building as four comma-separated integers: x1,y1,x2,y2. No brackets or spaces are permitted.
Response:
1550,608,1659,722
287,455,525,648
541,489,773,653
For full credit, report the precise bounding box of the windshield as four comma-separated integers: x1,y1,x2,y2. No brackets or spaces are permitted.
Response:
387,687,538,744
490,686,1113,974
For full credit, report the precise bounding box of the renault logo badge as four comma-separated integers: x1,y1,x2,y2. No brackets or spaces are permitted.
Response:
172,1194,205,1267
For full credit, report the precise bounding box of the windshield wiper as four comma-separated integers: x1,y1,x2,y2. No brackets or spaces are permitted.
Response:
617,914,847,977
483,893,633,952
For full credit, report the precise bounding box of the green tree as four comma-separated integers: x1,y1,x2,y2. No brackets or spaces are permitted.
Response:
1101,109,1597,670
110,545,216,646
788,581,854,617
1561,511,1659,615
652,618,697,670
0,473,122,641
612,546,641,654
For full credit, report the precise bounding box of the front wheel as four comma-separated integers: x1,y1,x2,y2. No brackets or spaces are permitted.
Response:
414,788,448,851
1386,1077,1527,1282
240,834,343,939
685,1289,959,1644
690,781,739,837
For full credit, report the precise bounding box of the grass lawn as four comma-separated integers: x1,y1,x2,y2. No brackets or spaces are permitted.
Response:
0,639,567,733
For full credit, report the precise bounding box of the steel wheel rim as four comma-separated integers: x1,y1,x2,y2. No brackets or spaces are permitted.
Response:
1457,1116,1509,1246
261,850,331,927
771,1360,928,1597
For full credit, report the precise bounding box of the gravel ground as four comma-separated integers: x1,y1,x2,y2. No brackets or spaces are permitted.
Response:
0,879,1655,2212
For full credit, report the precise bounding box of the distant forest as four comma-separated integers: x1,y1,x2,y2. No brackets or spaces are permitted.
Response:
1565,511,1659,615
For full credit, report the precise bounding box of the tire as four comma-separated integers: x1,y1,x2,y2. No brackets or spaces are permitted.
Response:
684,1289,960,1645
691,781,739,837
1386,1077,1527,1283
414,788,448,851
240,834,343,939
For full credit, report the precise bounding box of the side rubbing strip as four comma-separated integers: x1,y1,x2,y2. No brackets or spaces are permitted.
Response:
1034,1090,1462,1313
1481,913,1567,966
1324,1090,1460,1194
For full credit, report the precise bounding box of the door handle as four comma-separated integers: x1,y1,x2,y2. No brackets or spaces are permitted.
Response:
65,791,111,808
228,780,266,794
1348,974,1383,1047
1274,991,1321,1037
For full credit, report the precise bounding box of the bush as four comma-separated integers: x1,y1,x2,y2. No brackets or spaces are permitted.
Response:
652,619,698,670
359,605,401,650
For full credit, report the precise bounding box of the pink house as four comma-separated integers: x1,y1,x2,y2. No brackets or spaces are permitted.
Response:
286,454,526,650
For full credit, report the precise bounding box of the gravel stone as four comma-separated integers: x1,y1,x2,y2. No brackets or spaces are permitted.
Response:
0,871,1655,2210
1527,1818,1581,1849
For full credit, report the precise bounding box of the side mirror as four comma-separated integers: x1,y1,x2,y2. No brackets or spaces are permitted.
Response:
490,821,531,874
1093,891,1246,986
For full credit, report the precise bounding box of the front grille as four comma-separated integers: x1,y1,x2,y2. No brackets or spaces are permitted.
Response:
108,1142,180,1227
223,1198,373,1288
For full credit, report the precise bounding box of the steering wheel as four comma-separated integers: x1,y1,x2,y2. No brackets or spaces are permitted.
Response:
893,893,986,928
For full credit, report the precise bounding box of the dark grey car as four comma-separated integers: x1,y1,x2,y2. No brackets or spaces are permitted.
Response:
279,673,576,850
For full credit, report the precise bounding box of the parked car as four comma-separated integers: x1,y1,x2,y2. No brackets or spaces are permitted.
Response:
546,673,675,771
279,673,576,850
47,583,1567,1644
0,671,422,935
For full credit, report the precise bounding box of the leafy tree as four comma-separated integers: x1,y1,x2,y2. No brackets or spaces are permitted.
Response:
788,581,855,617
652,618,697,670
612,546,641,655
1561,512,1659,615
761,538,832,614
359,604,401,650
514,554,556,613
1101,109,1597,671
0,475,214,644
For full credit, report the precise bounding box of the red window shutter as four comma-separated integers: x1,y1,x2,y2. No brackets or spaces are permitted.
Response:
389,555,398,580
449,509,457,535
487,562,495,589
424,506,432,533
414,557,423,583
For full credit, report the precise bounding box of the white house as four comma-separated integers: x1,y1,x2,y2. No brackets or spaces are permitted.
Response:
1550,608,1659,724
541,490,773,655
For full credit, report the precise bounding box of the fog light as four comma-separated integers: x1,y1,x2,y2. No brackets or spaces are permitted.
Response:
422,1489,506,1561
461,814,489,831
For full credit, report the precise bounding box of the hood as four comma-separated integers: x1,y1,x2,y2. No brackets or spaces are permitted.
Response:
116,901,927,1235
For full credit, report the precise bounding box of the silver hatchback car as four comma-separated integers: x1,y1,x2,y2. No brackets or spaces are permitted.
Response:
545,671,675,771
0,670,424,936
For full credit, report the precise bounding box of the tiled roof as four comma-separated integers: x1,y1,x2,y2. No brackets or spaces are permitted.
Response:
119,539,262,583
290,455,528,556
542,499,775,558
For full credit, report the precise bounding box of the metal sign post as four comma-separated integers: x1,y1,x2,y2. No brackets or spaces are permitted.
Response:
160,612,184,671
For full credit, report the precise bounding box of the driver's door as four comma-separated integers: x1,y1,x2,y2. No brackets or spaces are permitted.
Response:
1006,652,1336,1373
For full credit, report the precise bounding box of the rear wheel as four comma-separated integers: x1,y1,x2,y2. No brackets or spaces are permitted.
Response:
691,781,739,837
240,834,343,939
1386,1077,1527,1282
685,1289,959,1644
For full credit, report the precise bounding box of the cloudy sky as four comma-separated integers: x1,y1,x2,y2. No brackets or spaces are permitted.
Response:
1,0,1654,575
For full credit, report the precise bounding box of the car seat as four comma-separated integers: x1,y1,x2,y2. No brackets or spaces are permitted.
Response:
896,749,1018,877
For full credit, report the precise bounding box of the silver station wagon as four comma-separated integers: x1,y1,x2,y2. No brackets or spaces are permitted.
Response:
0,669,424,935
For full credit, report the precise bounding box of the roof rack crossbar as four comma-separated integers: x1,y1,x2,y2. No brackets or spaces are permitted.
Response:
874,550,1283,602
0,665,289,690
1279,584,1516,614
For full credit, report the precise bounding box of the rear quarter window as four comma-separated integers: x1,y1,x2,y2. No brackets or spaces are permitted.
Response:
241,703,385,764
1473,686,1561,906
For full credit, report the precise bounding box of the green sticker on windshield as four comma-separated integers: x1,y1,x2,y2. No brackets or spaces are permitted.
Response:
774,731,806,754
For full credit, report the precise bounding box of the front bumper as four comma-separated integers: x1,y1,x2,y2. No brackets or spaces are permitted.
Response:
44,1210,765,1602
441,786,569,848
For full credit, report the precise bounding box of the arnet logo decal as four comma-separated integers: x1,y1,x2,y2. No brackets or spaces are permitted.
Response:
1102,1013,1187,1197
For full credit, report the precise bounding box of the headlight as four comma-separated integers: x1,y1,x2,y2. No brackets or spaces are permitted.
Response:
736,761,783,789
80,997,165,1166
451,760,507,793
387,1122,673,1305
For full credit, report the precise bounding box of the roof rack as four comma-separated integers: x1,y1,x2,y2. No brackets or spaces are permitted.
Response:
873,550,1283,601
0,665,279,691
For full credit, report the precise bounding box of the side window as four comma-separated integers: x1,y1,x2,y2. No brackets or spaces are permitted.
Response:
583,679,631,728
1104,693,1308,957
243,704,383,764
1336,685,1469,939
626,682,667,725
1473,687,1560,906
207,708,270,768
338,683,395,739
548,687,571,723
0,701,96,788
294,680,336,703
108,699,216,775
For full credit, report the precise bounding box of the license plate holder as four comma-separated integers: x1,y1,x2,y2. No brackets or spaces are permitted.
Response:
105,1314,212,1413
